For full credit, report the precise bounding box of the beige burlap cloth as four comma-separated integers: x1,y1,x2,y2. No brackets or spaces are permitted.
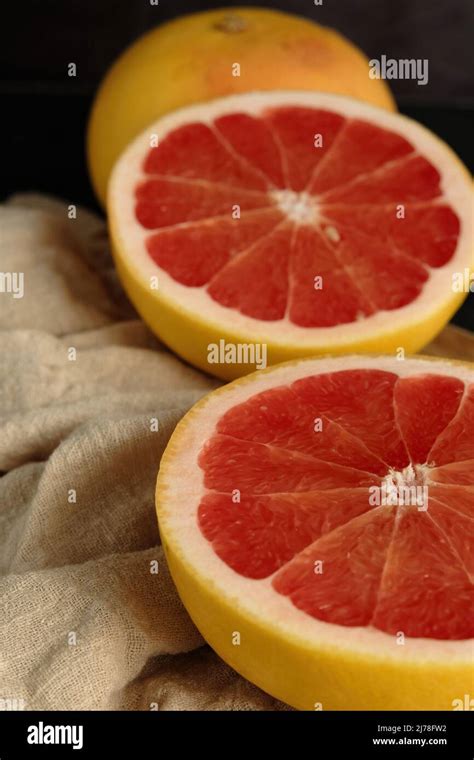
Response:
0,194,294,710
1,195,473,711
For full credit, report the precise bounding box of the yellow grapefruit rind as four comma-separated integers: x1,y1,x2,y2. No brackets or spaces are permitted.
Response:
88,6,396,204
156,354,474,710
109,92,473,381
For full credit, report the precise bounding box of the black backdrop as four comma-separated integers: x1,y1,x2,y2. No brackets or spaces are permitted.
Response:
3,0,473,104
2,0,473,328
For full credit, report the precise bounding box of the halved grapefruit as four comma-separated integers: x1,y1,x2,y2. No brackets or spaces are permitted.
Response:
156,355,474,710
109,92,473,380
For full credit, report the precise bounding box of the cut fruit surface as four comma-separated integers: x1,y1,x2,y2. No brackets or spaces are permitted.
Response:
156,355,474,709
109,92,472,379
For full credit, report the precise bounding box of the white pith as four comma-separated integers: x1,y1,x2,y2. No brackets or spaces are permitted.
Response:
157,355,474,664
381,463,430,507
271,189,320,225
109,90,473,348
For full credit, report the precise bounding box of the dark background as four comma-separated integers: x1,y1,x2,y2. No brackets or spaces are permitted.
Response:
1,0,473,328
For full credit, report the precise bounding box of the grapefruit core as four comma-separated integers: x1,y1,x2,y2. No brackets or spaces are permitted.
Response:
109,92,473,380
156,355,474,710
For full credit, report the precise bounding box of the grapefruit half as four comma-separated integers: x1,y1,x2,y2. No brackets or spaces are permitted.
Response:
156,355,474,710
109,92,473,380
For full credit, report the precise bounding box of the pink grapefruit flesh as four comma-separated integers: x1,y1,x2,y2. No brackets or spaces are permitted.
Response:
137,109,457,324
198,366,472,638
156,356,474,709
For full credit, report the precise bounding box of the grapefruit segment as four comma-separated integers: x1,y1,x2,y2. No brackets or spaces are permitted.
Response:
198,433,378,494
334,225,429,310
272,507,396,627
323,203,460,268
428,498,474,578
146,209,282,287
371,508,473,639
393,374,464,464
144,121,269,190
264,106,345,190
198,488,373,580
207,223,291,320
429,485,474,519
430,462,474,486
428,384,474,465
109,92,473,379
322,154,441,205
214,112,287,188
217,384,387,475
156,355,474,709
288,225,375,327
135,177,272,229
307,119,414,195
292,369,409,468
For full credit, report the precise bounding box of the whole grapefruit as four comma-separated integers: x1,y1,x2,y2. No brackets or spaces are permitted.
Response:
88,6,396,204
